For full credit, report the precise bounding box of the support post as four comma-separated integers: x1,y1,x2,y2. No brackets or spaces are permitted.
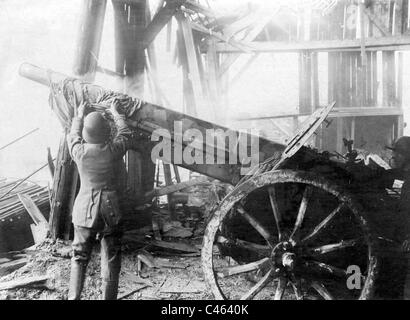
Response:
49,134,75,239
113,0,155,198
73,0,107,82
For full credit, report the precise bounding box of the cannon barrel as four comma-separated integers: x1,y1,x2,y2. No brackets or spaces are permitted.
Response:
19,63,67,87
19,62,285,185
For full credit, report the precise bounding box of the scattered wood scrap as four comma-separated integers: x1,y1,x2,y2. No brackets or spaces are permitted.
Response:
118,284,150,300
0,258,28,277
0,275,49,291
148,240,199,253
18,193,49,244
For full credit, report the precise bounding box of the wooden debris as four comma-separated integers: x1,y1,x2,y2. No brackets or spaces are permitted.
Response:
155,258,188,269
137,251,156,269
0,258,28,277
0,275,49,291
118,284,149,300
149,240,199,253
18,193,49,244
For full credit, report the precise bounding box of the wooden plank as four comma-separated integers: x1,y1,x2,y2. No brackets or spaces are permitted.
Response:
0,258,28,277
365,52,372,106
312,52,319,109
149,240,199,253
372,51,378,105
209,36,410,53
402,0,409,34
0,275,49,291
394,0,404,36
30,223,49,244
382,51,396,106
397,51,403,106
17,193,48,225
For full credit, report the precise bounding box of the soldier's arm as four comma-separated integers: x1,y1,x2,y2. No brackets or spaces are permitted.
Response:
67,102,87,162
110,101,139,158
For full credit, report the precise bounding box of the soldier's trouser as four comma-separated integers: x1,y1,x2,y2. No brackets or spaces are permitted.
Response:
68,226,122,300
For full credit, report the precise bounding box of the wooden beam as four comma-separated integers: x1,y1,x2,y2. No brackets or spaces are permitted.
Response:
234,107,403,121
208,36,410,53
73,0,107,81
113,0,156,197
176,11,205,118
143,0,185,47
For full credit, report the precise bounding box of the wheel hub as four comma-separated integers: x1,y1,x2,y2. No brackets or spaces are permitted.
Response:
271,241,297,271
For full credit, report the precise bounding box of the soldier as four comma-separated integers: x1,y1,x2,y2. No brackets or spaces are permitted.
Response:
66,99,134,300
387,136,410,251
386,136,410,299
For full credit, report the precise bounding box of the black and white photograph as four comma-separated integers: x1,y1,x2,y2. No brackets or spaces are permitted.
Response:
1,0,410,304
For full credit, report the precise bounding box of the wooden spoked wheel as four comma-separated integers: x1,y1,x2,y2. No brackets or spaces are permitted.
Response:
202,170,377,300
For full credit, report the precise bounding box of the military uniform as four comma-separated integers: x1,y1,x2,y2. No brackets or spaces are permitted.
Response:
67,113,134,300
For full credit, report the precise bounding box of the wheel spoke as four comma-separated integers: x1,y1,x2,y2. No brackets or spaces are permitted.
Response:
302,203,344,243
274,277,287,300
216,257,270,278
304,260,367,282
216,236,271,255
290,186,312,241
309,238,360,255
268,187,282,240
289,276,303,300
304,260,348,278
240,268,274,300
237,206,276,248
311,281,334,300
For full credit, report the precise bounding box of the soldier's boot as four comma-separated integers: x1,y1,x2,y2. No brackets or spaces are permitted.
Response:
68,261,87,300
100,232,122,300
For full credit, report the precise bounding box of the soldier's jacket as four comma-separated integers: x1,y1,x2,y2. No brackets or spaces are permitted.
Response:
67,114,135,229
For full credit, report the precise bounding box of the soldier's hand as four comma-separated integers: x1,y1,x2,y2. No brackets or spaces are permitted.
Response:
110,99,120,116
77,101,87,119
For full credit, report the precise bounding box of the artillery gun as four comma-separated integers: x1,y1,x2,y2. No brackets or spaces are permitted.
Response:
20,63,406,300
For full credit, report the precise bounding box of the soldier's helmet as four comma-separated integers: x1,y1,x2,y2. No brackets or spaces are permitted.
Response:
82,112,111,144
387,136,410,159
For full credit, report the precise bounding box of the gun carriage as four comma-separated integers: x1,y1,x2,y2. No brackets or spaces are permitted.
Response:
20,63,405,300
